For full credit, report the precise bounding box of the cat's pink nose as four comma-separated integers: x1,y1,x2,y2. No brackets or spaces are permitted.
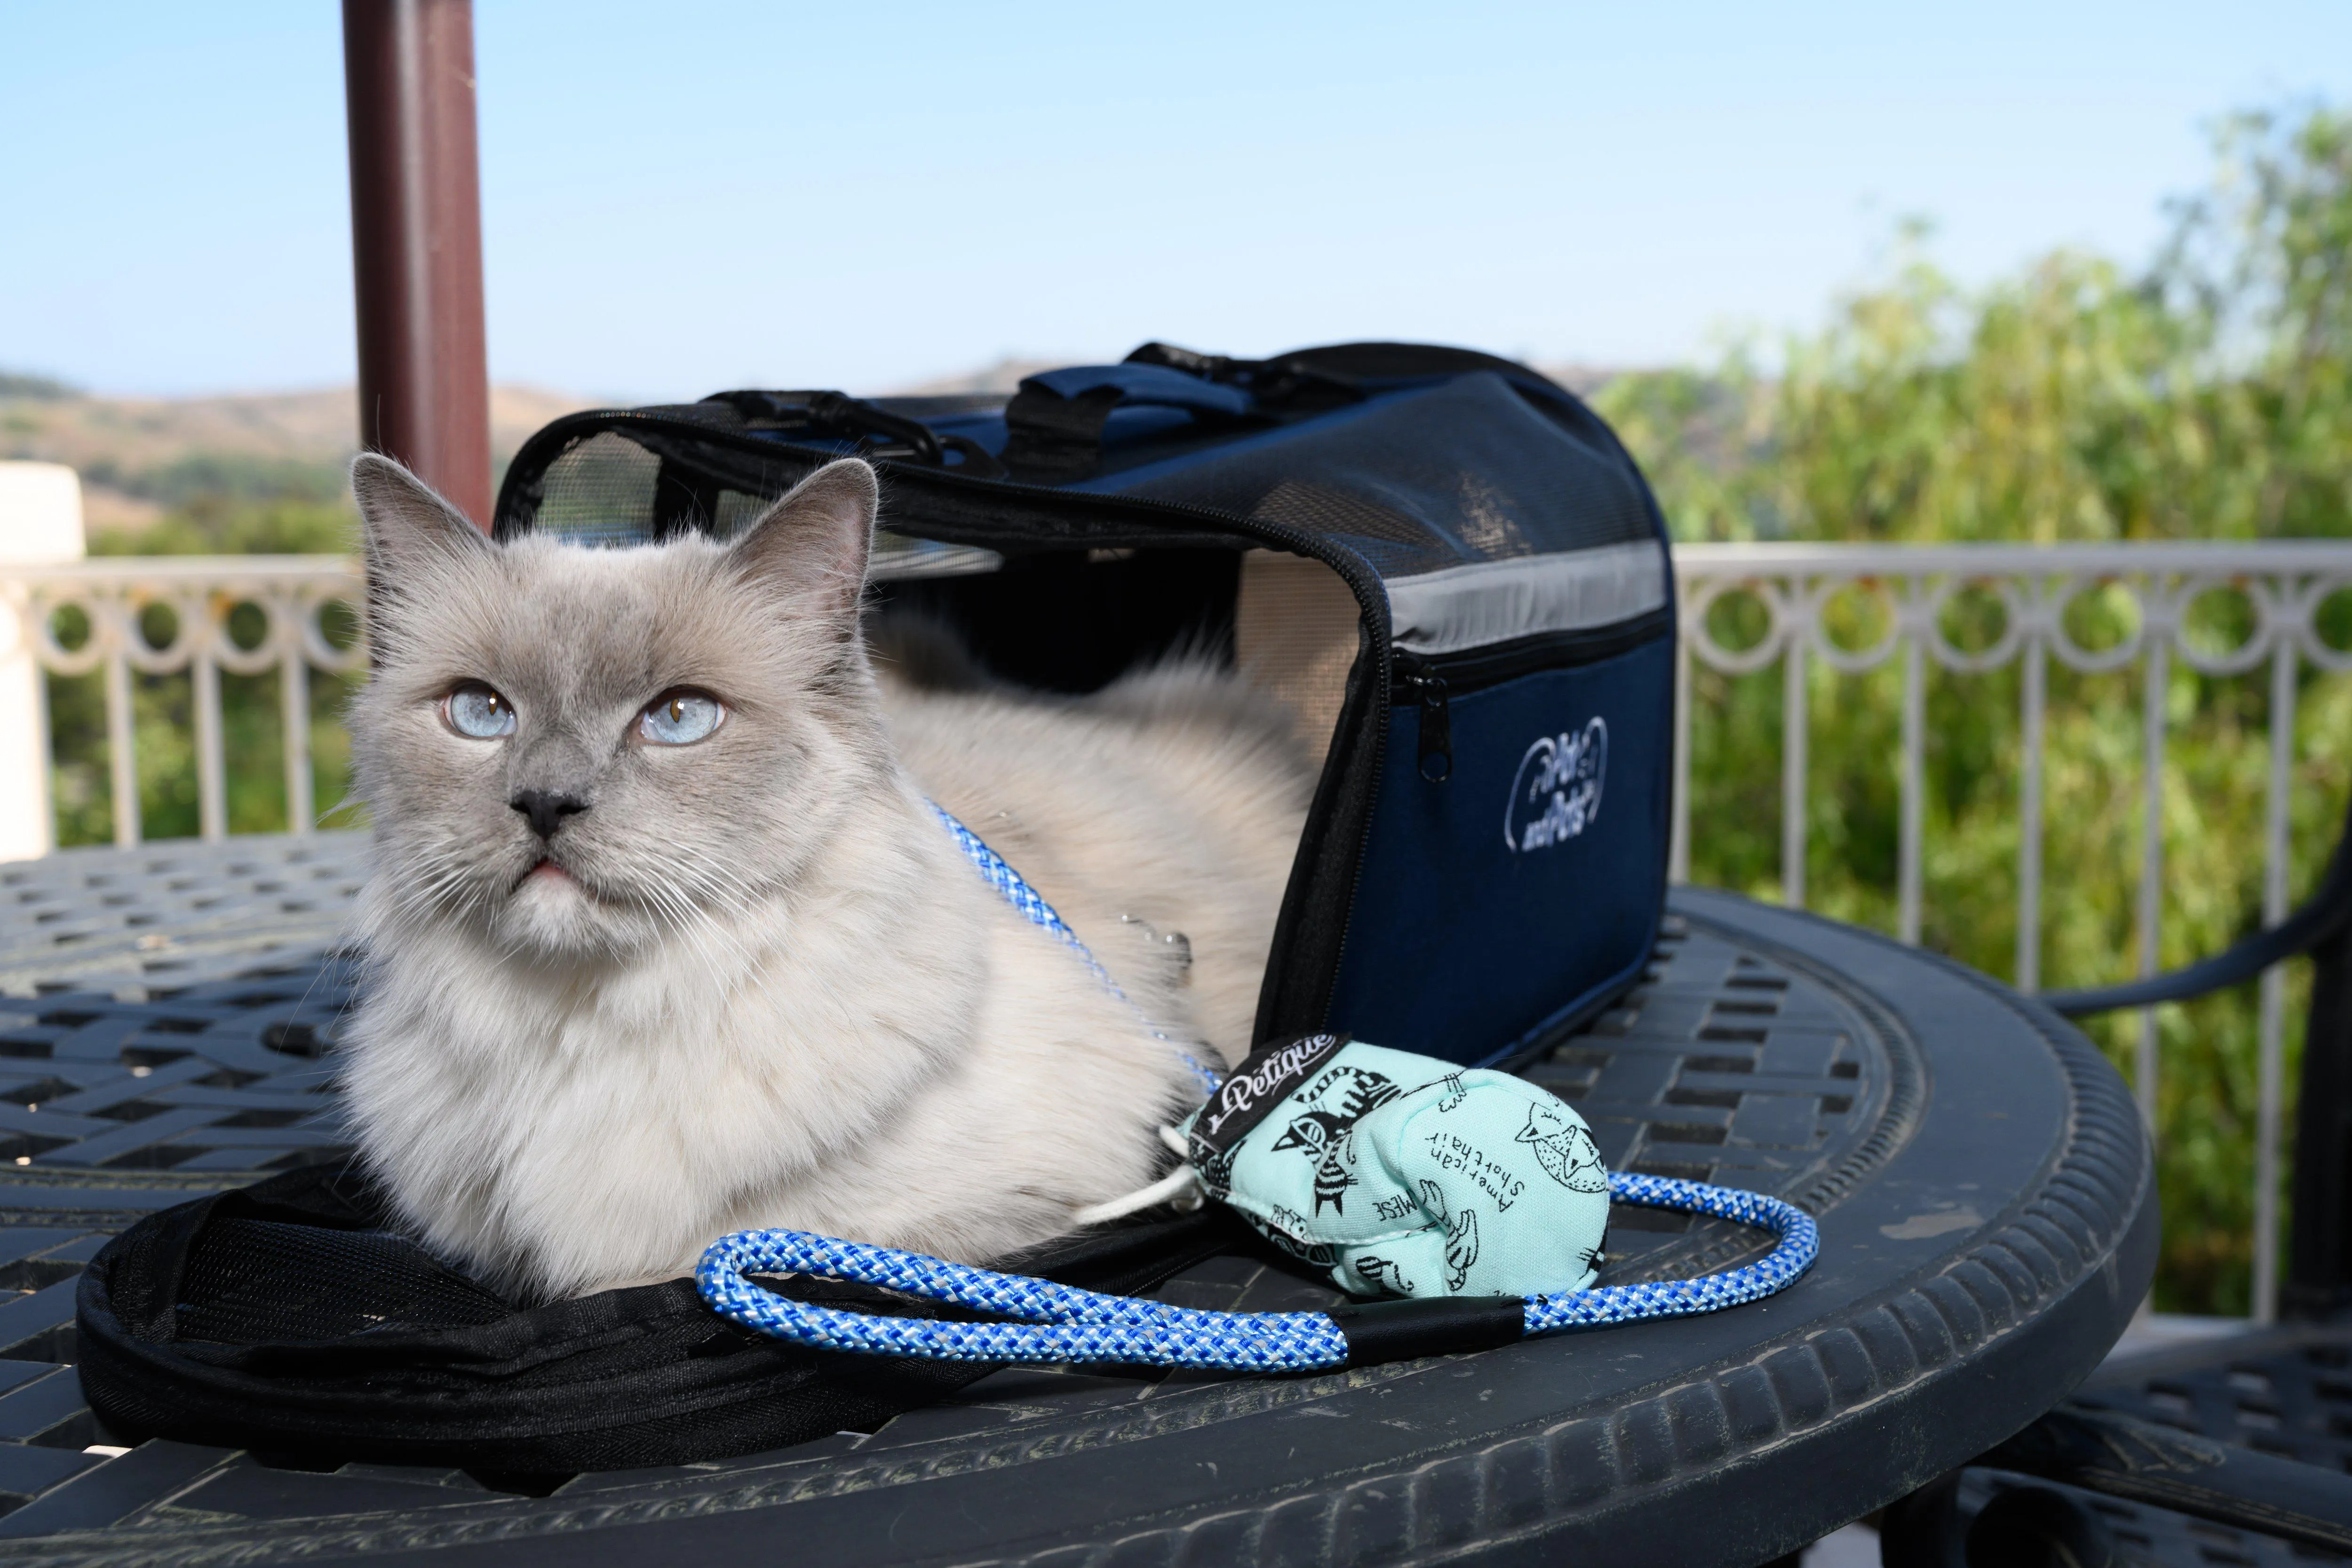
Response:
510,789,588,841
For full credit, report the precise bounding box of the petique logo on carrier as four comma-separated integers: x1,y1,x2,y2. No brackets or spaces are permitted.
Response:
1504,718,1608,853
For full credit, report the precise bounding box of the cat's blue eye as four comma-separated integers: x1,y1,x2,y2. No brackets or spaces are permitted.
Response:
443,683,516,739
640,689,723,746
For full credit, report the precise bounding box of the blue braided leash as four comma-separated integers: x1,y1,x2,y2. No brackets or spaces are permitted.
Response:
927,801,1223,1098
718,807,1824,1367
926,801,1126,995
698,1172,1819,1370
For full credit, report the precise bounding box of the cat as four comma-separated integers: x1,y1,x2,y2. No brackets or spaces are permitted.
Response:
340,454,1313,1300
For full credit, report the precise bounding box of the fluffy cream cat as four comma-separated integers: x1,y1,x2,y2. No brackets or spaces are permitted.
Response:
342,454,1311,1299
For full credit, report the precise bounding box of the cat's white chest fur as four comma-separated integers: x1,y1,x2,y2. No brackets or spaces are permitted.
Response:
344,798,1193,1297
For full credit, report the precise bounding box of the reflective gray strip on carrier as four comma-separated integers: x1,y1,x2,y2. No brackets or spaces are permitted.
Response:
1384,541,1669,657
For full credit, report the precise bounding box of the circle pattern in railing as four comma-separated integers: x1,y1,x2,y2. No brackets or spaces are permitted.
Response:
1677,562,2352,679
4,567,370,682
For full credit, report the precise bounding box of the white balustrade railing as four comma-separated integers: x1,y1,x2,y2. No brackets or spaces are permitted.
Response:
0,557,367,848
8,542,2351,1319
0,537,992,853
1674,540,2352,1323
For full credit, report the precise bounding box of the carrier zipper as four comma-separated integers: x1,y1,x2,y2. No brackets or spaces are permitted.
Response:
1394,654,1453,783
1395,607,1673,698
1392,605,1673,788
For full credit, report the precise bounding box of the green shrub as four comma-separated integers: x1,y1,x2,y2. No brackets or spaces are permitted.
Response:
1597,104,2352,1313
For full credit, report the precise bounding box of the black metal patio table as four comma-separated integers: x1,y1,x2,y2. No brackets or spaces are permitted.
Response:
0,832,2153,1566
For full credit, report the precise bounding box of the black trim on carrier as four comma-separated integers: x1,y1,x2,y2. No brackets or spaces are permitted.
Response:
495,401,1401,1039
490,343,1676,1053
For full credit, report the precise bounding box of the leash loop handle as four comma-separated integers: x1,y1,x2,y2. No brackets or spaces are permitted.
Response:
698,1172,1819,1372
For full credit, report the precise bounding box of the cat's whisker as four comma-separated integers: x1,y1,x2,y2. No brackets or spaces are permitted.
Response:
628,847,768,947
388,851,496,932
675,902,764,989
651,847,771,923
640,883,702,962
619,869,714,969
646,878,757,997
382,870,465,932
409,853,478,905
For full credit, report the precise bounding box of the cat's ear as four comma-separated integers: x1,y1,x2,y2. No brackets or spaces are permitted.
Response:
350,453,490,583
727,459,877,626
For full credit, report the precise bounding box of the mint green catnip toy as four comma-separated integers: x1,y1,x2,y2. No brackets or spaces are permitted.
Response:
1181,1034,1611,1299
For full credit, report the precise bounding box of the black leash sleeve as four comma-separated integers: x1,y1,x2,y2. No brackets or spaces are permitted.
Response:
1327,1296,1526,1367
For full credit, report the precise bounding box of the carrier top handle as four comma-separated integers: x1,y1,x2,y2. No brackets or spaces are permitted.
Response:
998,349,1375,483
1000,364,1263,482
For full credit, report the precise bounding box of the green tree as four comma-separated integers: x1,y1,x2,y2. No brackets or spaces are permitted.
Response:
1594,103,2352,1313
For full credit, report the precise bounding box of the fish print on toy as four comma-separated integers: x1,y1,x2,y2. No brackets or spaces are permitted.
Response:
1182,1035,1613,1300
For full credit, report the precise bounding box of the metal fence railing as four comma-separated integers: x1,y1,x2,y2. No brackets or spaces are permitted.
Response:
1674,541,2352,1321
0,557,367,850
9,541,2352,1320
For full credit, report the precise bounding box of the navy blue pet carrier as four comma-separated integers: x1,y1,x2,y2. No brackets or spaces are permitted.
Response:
494,342,1675,1068
74,344,1685,1474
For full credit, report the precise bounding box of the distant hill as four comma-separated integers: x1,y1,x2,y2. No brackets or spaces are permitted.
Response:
885,357,1063,397
0,383,601,531
1,358,1627,535
884,356,1621,399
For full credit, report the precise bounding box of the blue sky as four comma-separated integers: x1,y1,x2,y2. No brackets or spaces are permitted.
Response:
4,2,2348,400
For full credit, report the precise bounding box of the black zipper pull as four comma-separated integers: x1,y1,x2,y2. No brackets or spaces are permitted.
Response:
1397,654,1452,782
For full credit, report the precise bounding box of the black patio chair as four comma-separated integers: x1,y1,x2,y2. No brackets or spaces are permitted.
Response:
1874,800,2352,1565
